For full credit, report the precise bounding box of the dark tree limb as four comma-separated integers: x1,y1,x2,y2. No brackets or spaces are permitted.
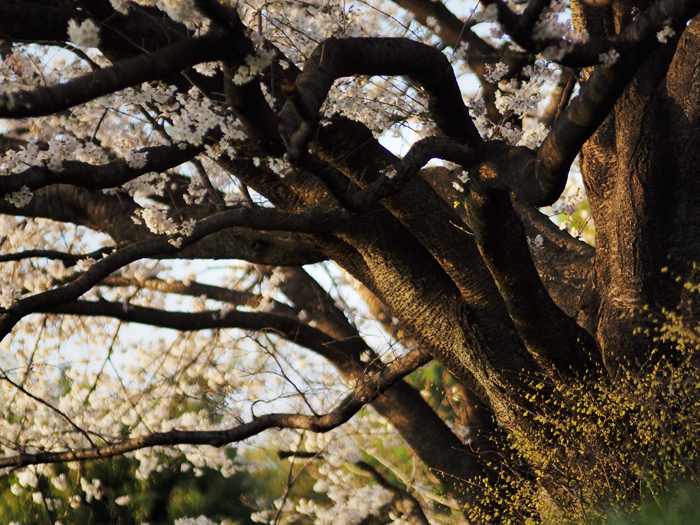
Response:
464,0,699,210
0,142,203,194
0,247,114,266
0,133,28,153
0,33,234,118
277,450,318,460
479,0,647,67
342,136,479,212
39,300,365,365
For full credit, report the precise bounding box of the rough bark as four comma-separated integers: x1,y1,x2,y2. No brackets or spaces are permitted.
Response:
0,0,699,520
580,14,700,368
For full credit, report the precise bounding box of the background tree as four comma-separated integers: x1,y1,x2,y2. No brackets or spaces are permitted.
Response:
0,0,698,522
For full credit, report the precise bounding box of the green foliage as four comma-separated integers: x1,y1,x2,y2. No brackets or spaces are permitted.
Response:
468,296,700,524
0,452,273,525
607,481,700,525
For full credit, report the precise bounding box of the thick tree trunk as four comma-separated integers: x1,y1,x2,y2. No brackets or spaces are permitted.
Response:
581,16,700,367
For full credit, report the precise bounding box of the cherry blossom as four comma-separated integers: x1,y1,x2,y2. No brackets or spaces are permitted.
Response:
0,0,695,523
67,19,101,48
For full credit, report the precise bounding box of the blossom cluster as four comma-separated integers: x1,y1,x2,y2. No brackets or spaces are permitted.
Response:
67,19,101,48
599,49,620,67
657,21,676,43
484,62,509,83
4,185,32,208
231,46,276,85
0,136,111,175
495,77,545,116
527,234,544,253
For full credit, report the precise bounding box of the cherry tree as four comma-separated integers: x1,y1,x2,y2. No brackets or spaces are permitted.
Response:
0,0,699,522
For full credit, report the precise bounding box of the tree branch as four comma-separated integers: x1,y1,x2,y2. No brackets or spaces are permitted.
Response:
41,300,356,364
0,345,431,469
0,206,351,340
0,142,203,194
0,247,113,266
466,146,601,376
0,33,233,118
388,0,525,122
343,136,479,212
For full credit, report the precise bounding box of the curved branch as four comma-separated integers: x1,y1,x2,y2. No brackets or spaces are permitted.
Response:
174,229,328,265
0,345,431,469
280,37,482,161
0,33,233,118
